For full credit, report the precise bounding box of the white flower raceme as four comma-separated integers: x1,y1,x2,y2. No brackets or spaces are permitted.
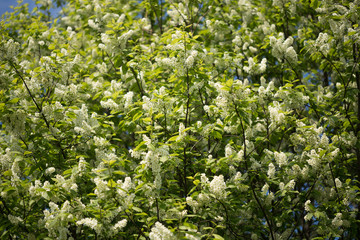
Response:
118,30,135,49
142,96,153,112
0,148,12,171
185,50,198,68
315,32,330,54
112,219,127,233
149,222,174,240
197,193,211,206
279,182,285,191
261,183,269,195
303,200,313,222
77,157,87,176
274,152,287,167
45,167,55,175
286,179,296,190
177,123,186,141
117,177,133,198
76,218,99,232
335,178,342,188
209,175,227,199
186,196,199,212
3,109,26,136
123,91,134,108
70,183,78,192
73,104,99,136
234,171,242,182
101,33,112,45
304,200,311,212
225,144,234,158
307,149,320,169
94,136,109,148
88,19,100,30
269,33,297,64
243,57,267,75
97,62,108,74
267,163,275,178
332,213,343,227
0,39,20,60
8,214,23,225
143,135,152,146
94,177,109,199
185,232,201,240
269,101,285,126
200,173,209,185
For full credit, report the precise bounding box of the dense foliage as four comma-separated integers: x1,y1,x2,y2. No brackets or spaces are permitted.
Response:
1,0,360,239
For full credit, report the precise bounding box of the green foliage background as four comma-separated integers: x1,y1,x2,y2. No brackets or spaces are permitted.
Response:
0,0,360,239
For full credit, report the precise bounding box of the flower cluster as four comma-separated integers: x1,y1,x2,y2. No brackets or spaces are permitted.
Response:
209,175,227,199
0,39,20,60
269,33,298,64
149,222,174,240
243,57,267,75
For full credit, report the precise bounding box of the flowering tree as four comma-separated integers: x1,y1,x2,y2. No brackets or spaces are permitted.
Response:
0,0,360,239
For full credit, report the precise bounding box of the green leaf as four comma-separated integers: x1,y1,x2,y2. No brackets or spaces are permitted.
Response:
135,212,148,216
142,117,152,122
212,131,222,139
213,234,224,240
48,43,56,50
8,98,19,104
310,0,319,8
133,141,145,151
133,112,143,121
113,170,126,175
92,91,102,100
132,206,142,212
108,179,116,188
167,135,179,142
108,159,117,166
183,222,197,230
105,30,115,35
225,79,233,87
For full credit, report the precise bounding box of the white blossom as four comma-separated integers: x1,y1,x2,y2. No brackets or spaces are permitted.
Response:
0,39,20,60
149,222,174,240
88,19,100,30
76,218,99,232
209,175,227,199
335,178,342,188
178,123,186,140
143,135,152,146
267,163,275,178
124,91,134,108
274,152,287,167
307,149,320,169
243,57,267,75
269,34,297,64
113,219,127,232
315,32,330,54
8,215,23,225
269,101,285,125
45,167,55,175
225,144,234,158
261,183,269,195
94,177,109,199
201,173,209,185
286,179,295,190
304,200,311,212
332,213,343,228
